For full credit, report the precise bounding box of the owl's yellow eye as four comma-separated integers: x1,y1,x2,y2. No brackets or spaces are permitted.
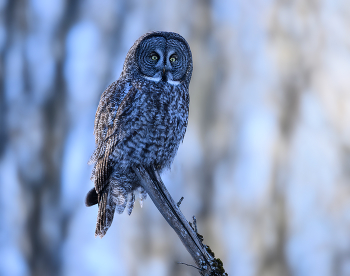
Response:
169,54,177,63
150,52,159,61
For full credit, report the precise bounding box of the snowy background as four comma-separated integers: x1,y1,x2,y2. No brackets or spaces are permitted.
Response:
1,0,350,276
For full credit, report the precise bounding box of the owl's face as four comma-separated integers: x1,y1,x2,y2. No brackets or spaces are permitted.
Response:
135,33,192,85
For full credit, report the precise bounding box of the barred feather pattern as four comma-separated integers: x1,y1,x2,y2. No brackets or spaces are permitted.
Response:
87,31,192,237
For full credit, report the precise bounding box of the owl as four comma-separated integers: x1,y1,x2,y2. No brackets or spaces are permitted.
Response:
86,31,193,237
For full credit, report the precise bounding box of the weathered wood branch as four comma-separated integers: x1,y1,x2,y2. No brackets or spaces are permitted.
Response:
132,165,227,276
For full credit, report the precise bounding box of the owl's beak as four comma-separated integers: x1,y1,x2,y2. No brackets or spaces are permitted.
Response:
161,67,167,82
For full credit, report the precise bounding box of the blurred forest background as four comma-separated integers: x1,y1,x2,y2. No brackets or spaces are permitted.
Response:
1,0,350,276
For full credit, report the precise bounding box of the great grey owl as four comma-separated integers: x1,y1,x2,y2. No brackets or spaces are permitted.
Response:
86,31,193,237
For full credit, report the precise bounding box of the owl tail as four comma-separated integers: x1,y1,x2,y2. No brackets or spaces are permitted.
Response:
85,188,98,206
94,185,136,237
95,188,112,237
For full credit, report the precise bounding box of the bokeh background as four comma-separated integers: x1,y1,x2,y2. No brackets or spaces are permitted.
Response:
1,0,350,275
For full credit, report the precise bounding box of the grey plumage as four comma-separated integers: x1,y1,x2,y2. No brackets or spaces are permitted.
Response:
86,31,193,237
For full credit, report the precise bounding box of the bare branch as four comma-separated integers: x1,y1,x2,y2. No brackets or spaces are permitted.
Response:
132,165,227,276
177,196,184,207
176,262,202,271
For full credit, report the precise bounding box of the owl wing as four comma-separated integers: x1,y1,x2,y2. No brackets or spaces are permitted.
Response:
90,81,132,157
88,84,140,237
86,82,138,206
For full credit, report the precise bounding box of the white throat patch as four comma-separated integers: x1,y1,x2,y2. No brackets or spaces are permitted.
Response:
143,76,181,85
167,80,180,85
144,76,161,82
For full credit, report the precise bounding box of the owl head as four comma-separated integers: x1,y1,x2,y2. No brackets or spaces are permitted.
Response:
122,31,193,87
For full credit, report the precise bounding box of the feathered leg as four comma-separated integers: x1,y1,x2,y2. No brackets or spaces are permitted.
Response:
94,170,139,237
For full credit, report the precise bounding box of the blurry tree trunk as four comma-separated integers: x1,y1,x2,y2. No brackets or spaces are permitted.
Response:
190,0,217,219
0,0,5,157
2,1,76,275
259,1,319,275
